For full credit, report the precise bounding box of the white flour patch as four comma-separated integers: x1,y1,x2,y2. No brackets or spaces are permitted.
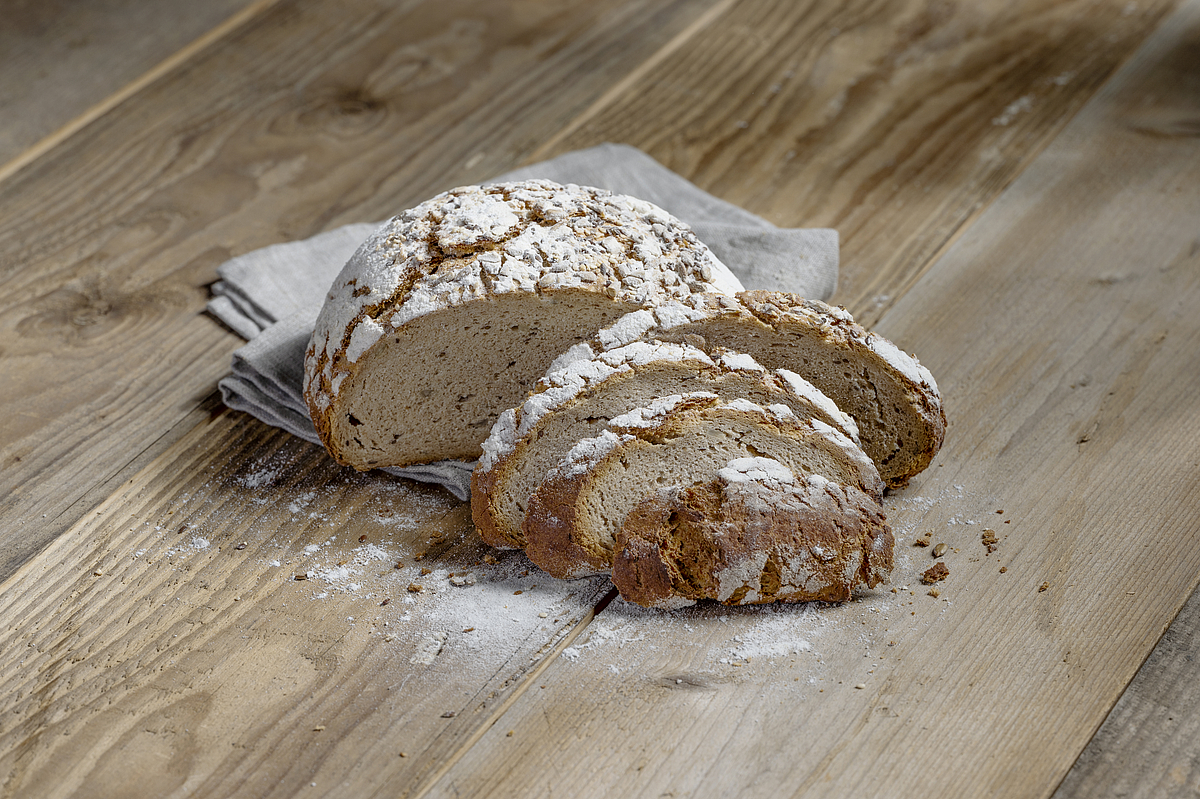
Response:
288,491,317,515
726,611,818,661
237,466,282,490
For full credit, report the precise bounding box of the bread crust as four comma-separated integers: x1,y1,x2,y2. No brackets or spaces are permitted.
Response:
612,463,893,608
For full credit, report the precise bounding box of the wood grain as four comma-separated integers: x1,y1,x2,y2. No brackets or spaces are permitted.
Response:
428,1,1200,796
0,0,260,170
1053,586,1200,798
0,407,613,798
0,0,728,583
3,0,1197,795
529,0,1181,327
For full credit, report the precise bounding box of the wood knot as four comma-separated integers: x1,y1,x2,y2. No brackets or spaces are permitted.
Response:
294,87,388,135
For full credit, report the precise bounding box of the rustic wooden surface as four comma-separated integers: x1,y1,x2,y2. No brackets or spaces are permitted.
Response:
1,0,1198,796
0,0,263,175
1054,585,1200,798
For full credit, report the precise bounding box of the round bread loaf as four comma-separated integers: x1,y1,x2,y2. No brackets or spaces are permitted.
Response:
612,457,893,608
590,291,945,488
303,180,741,470
522,395,885,580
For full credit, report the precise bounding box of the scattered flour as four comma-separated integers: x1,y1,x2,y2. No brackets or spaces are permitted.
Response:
124,443,981,695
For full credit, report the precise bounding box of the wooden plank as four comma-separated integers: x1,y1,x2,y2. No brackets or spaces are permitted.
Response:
0,0,728,583
0,0,260,170
528,0,1180,327
1053,584,1200,798
427,0,1200,796
0,406,613,798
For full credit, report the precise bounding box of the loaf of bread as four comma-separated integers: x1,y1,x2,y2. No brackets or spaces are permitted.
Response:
612,457,893,608
521,395,885,580
584,291,944,488
302,180,742,470
472,340,858,551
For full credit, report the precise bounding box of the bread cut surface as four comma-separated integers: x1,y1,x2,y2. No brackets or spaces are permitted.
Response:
472,341,858,550
591,290,946,488
521,395,885,580
303,180,741,470
612,457,893,608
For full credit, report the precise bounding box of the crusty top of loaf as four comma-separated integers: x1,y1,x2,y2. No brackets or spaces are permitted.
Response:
593,292,939,398
476,340,716,473
304,180,741,416
712,457,892,601
737,291,940,395
613,455,893,608
548,394,881,500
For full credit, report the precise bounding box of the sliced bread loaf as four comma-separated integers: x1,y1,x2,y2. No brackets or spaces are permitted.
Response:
612,457,893,608
522,395,885,579
302,180,741,470
472,341,857,551
588,291,944,487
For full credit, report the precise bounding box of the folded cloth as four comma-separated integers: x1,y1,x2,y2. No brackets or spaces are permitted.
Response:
210,143,839,500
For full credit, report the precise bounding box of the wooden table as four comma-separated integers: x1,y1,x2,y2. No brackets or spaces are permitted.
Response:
3,1,1199,796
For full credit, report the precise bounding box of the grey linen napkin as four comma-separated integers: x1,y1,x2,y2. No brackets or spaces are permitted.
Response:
210,143,838,500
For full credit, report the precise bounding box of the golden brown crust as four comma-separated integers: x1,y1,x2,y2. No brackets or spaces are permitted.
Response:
522,469,612,578
612,472,893,608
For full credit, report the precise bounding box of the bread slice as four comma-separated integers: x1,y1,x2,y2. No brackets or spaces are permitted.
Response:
522,395,884,579
472,341,858,551
303,180,742,470
612,457,893,608
593,291,945,488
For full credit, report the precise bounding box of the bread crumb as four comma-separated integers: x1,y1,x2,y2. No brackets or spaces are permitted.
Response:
999,566,1008,573
408,583,423,593
1039,581,1050,592
313,726,325,732
928,588,941,598
921,562,949,584
982,529,999,554
913,534,931,547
